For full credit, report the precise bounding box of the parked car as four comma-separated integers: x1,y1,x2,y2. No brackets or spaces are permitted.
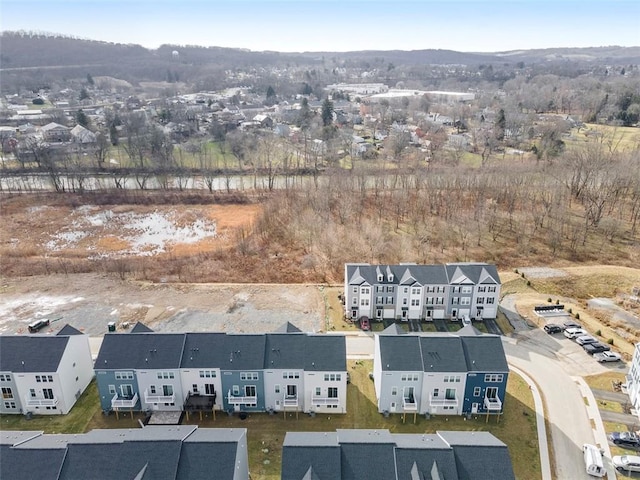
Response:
612,455,640,473
594,351,622,363
610,432,640,448
359,316,370,331
28,319,50,333
583,342,611,354
563,320,582,330
576,335,598,345
564,327,588,339
544,324,563,334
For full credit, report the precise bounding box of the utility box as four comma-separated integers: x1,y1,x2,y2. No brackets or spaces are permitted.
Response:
107,322,116,332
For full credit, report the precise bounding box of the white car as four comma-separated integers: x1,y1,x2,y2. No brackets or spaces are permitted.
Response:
593,351,621,363
576,335,597,345
612,455,640,472
564,327,588,339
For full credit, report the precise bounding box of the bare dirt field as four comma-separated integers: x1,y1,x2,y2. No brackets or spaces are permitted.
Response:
0,274,327,336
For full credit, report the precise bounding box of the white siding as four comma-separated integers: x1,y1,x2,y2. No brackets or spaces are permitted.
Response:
180,368,222,410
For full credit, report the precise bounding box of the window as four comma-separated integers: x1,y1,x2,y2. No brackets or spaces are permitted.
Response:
488,286,496,292
192,384,198,393
240,372,259,381
352,298,358,305
486,297,495,304
386,296,394,304
324,374,341,381
275,385,280,394
433,388,439,397
244,385,256,397
315,387,321,396
4,401,16,409
328,387,338,398
199,370,216,378
30,389,36,398
361,287,370,295
205,384,215,395
462,286,472,294
156,372,175,379
426,297,434,305
287,385,297,396
452,286,461,293
451,297,459,305
426,286,435,293
0,374,11,382
484,374,504,383
410,299,420,306
162,385,174,396
108,385,116,395
401,374,418,382
391,387,398,396
377,275,384,282
437,286,446,293
232,385,240,395
43,388,54,400
386,286,394,293
353,286,358,293
282,372,300,379
376,296,383,305
115,372,134,380
403,298,408,305
445,389,456,400
361,298,369,306
48,375,53,382
436,297,444,305
478,286,486,293
443,375,461,383
461,297,470,305
411,287,421,295
150,385,157,394
403,287,409,294
1,387,13,399
477,297,484,304
473,387,481,397
36,375,41,383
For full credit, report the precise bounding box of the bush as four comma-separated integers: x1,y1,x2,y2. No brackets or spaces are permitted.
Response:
514,268,519,274
547,298,552,303
595,329,602,336
575,313,580,319
521,272,525,278
568,308,572,314
555,299,560,305
526,280,531,286
607,338,614,345
32,98,44,105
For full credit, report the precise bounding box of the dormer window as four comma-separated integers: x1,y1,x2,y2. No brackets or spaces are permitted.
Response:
377,274,384,282
388,274,394,282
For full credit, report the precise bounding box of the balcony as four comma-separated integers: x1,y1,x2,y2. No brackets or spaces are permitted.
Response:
429,395,458,408
283,395,299,407
311,396,340,405
227,391,257,405
111,392,139,409
402,396,418,412
144,390,175,404
24,396,58,408
484,395,502,411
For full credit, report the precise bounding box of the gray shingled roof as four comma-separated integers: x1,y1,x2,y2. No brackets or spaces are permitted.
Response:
217,334,266,371
95,333,185,370
438,431,515,480
379,335,423,371
131,322,154,333
180,333,228,368
419,336,468,373
304,335,346,371
282,433,341,480
0,335,69,372
56,324,83,336
274,322,302,333
445,263,500,285
0,445,67,480
461,336,509,372
265,333,306,369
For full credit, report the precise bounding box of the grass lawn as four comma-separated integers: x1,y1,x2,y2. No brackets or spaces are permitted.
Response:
0,361,539,480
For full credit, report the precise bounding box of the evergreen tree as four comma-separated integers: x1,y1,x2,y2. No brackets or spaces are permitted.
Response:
76,109,90,128
86,73,94,86
321,99,334,127
79,88,90,101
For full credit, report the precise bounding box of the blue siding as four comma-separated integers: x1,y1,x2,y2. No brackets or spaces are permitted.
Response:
462,372,508,414
221,371,265,412
95,370,141,412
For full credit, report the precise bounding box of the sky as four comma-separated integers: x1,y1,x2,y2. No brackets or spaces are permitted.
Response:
1,0,639,53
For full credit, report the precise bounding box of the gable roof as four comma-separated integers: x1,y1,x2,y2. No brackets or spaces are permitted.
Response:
419,336,468,373
56,324,83,336
379,335,423,371
0,335,70,372
460,336,509,372
346,263,500,287
274,322,302,333
0,445,67,480
282,432,341,480
131,322,154,333
304,335,346,371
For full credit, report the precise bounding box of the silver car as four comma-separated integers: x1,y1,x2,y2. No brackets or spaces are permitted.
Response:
613,455,640,472
594,351,621,363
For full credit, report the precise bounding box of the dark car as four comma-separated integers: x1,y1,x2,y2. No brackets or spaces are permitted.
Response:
28,319,50,333
563,320,582,330
359,316,370,331
610,432,640,449
543,324,563,334
583,342,611,354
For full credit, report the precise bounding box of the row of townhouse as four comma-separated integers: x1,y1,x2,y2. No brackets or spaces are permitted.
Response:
0,426,248,480
344,262,501,321
1,426,515,480
373,324,509,417
0,325,93,415
95,322,347,415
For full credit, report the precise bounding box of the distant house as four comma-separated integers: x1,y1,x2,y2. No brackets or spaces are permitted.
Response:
40,122,71,143
252,113,274,128
70,124,97,144
0,426,249,480
344,263,501,322
373,325,509,417
0,325,94,415
281,429,515,480
94,323,347,415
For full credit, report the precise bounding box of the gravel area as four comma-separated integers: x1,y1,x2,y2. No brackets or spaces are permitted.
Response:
518,267,568,279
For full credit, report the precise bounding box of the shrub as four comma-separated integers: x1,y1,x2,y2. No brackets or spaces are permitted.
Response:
556,299,560,305
32,98,44,105
547,298,552,303
568,308,572,314
521,272,525,278
607,338,614,345
575,313,580,320
526,280,531,286
595,329,602,336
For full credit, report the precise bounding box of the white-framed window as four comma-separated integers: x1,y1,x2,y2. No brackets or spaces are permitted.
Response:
361,298,369,306
411,287,421,295
361,287,370,295
487,297,495,304
445,388,456,400
376,296,383,304
232,385,240,395
403,298,408,305
115,371,134,380
376,285,384,293
328,387,338,398
4,401,16,409
443,375,461,383
478,286,486,293
282,372,300,379
484,374,504,383
35,375,53,383
0,374,11,382
426,286,435,293
352,298,358,305
315,387,321,396
156,372,175,379
488,286,497,292
275,385,280,394
1,387,13,399
403,287,409,294
452,286,461,293
461,297,470,305
411,299,420,306
386,286,394,293
199,370,217,378
473,387,481,396
401,374,419,382
377,274,384,282
426,297,434,305
437,286,446,293
324,374,341,381
477,297,484,304
451,297,459,305
386,296,394,304
391,387,398,395
353,286,358,293
240,372,259,381
462,286,472,294
433,388,439,397
108,385,116,395
436,297,444,305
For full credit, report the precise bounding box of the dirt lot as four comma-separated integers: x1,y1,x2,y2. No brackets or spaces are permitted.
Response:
0,274,327,336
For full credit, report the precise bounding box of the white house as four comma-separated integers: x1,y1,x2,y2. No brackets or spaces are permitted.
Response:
0,325,93,415
625,343,640,420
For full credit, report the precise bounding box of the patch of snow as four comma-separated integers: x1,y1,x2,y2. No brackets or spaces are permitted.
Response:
518,267,568,279
46,231,89,251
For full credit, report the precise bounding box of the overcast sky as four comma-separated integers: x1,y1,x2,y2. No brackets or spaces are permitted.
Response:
1,0,639,53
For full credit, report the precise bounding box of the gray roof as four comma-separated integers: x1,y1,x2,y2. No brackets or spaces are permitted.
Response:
274,321,302,333
304,335,346,371
0,445,67,480
265,333,306,369
378,332,507,374
346,263,500,286
56,324,83,336
0,335,69,372
218,334,267,370
131,322,154,333
180,332,228,368
282,430,515,480
95,333,185,370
